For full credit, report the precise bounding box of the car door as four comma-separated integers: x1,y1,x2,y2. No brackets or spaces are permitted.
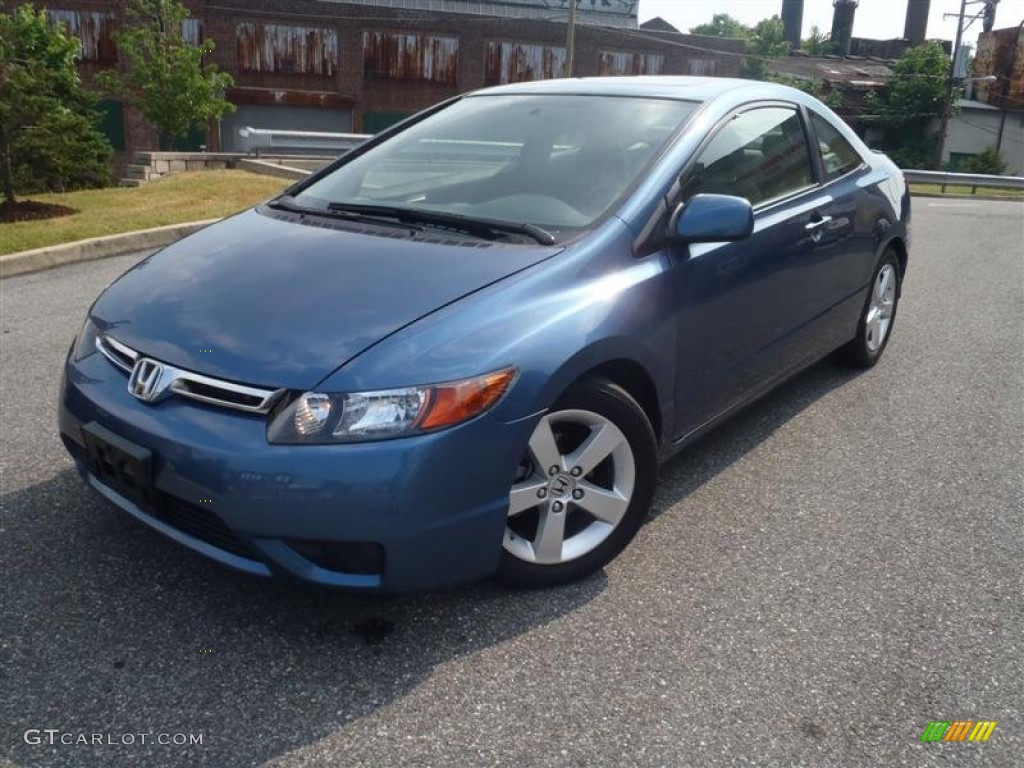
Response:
799,109,881,346
663,104,831,441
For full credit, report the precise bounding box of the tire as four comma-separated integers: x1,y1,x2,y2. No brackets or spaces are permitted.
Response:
840,249,901,368
496,378,657,589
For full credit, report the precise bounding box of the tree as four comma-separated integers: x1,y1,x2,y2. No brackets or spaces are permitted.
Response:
802,26,835,56
742,16,792,79
960,146,1007,175
690,14,750,39
865,42,950,168
0,5,111,203
97,0,233,150
13,108,113,193
689,13,791,81
769,74,842,110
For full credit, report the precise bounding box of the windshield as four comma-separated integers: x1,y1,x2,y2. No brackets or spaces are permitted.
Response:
293,94,697,231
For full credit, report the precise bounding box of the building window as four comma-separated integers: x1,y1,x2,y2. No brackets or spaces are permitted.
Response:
236,23,338,76
598,51,664,76
182,18,203,47
688,59,718,76
363,32,459,84
484,42,566,85
46,10,117,64
947,152,974,171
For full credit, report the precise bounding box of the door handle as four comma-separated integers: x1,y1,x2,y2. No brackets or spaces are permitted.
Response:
805,215,833,232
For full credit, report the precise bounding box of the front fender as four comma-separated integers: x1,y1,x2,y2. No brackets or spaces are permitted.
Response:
319,220,677,433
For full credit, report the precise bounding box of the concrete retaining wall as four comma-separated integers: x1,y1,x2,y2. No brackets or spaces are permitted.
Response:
121,152,247,186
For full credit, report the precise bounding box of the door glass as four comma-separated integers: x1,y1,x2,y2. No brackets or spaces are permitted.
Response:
810,112,863,181
681,107,815,206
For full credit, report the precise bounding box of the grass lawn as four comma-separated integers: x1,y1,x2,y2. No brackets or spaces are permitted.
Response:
910,183,1024,199
0,170,289,255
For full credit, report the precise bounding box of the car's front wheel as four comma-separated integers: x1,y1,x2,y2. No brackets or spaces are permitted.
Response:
496,378,657,588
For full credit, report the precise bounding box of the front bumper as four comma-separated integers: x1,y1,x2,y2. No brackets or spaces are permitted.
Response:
59,349,531,591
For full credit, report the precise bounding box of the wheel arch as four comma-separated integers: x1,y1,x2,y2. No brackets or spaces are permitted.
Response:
580,360,663,443
522,355,666,448
881,235,908,289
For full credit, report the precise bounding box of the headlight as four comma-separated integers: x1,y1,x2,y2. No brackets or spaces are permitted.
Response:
71,318,99,361
267,367,517,444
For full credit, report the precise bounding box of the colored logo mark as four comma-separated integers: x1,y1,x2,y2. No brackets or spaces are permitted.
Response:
920,720,997,742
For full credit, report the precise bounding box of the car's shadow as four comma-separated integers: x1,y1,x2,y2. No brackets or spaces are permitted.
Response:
3,469,608,767
2,356,861,768
649,355,861,519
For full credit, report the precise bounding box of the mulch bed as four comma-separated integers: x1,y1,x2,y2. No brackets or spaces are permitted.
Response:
0,200,78,223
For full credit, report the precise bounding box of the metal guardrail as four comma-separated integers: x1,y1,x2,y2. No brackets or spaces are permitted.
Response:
903,169,1024,192
236,128,1024,194
237,127,371,156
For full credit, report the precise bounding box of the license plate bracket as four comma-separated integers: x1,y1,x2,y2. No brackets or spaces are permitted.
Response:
81,422,156,513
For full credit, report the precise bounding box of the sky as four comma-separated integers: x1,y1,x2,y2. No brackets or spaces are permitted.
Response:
638,0,1024,52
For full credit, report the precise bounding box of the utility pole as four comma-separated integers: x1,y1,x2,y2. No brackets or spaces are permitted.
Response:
933,0,968,169
566,0,578,77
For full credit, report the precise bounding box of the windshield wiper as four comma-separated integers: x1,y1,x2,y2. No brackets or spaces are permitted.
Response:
266,196,422,233
325,202,557,246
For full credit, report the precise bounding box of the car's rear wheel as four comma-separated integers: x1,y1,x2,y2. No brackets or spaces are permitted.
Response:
841,249,901,367
496,378,657,588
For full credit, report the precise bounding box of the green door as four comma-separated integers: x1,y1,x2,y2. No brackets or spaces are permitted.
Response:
362,111,411,135
97,100,125,151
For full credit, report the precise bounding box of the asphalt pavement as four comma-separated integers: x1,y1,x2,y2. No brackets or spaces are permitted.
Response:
1,198,1022,767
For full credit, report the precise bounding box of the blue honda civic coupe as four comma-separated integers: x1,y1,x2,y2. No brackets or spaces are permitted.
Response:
59,77,909,591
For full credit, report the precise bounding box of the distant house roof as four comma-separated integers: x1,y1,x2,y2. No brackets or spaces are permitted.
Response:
770,55,894,89
639,16,681,34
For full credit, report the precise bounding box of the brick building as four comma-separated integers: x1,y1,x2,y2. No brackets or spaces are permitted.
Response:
13,0,743,160
952,24,1024,173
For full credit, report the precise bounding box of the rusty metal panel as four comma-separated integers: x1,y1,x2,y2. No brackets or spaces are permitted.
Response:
236,23,338,76
46,10,116,63
332,1,636,24
453,0,635,17
597,51,664,76
484,42,566,86
974,27,1024,109
688,59,719,77
363,32,459,84
1015,33,1024,108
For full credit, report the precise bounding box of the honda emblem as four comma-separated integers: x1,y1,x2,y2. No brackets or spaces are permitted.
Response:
128,358,168,403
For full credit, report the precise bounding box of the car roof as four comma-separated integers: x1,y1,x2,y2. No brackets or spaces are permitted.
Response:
471,76,798,105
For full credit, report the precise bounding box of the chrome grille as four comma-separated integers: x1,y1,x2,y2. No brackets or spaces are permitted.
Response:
96,334,138,373
97,334,284,415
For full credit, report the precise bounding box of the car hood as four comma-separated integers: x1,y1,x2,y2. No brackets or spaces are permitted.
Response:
91,208,562,389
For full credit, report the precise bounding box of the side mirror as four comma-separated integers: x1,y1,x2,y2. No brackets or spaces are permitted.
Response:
671,194,754,243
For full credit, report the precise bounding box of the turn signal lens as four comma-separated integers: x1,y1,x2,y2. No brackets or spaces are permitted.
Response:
419,368,517,430
294,393,333,436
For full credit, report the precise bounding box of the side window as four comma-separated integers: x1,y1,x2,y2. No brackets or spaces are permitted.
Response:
680,107,815,207
810,112,863,181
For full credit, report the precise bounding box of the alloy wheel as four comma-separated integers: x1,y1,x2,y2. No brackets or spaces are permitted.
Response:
865,263,897,353
504,409,636,565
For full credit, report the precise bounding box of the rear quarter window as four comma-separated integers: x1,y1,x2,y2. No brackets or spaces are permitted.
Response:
810,112,863,182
